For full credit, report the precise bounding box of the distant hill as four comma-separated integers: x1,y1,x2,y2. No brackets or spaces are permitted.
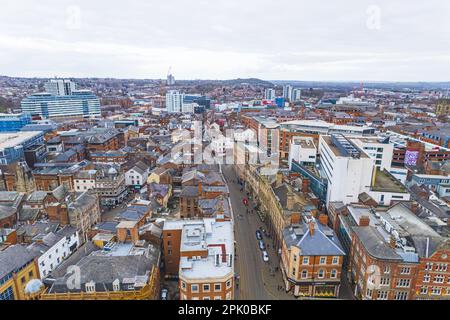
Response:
0,97,13,113
175,78,274,87
271,80,450,91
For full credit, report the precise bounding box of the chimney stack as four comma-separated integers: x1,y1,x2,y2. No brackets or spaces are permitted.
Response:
302,178,310,193
309,221,315,236
359,216,370,227
389,235,397,249
319,214,329,226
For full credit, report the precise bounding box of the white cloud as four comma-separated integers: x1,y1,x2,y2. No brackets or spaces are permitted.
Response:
0,0,449,81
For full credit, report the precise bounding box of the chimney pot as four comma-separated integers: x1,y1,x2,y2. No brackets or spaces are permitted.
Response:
309,221,315,236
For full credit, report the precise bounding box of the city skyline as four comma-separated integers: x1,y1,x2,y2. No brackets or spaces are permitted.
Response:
1,0,450,81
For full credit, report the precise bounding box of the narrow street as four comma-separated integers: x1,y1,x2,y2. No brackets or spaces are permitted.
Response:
222,165,294,300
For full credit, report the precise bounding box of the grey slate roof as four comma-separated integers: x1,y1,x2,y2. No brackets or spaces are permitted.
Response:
0,205,16,220
283,220,345,256
0,245,39,279
352,226,402,261
48,247,159,293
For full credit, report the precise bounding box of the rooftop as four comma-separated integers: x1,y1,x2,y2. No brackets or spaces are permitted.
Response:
0,131,43,150
372,168,408,193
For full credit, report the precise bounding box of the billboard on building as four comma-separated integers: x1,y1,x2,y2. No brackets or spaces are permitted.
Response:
405,150,419,166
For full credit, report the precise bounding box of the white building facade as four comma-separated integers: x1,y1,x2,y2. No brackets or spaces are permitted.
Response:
166,90,185,113
30,227,80,279
288,136,317,169
319,135,375,207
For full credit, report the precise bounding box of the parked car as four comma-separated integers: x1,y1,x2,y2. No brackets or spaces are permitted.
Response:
258,240,266,250
161,288,168,300
256,230,263,240
262,251,269,262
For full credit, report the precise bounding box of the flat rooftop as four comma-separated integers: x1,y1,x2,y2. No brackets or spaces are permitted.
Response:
372,169,407,193
0,131,42,150
321,135,368,158
178,219,234,280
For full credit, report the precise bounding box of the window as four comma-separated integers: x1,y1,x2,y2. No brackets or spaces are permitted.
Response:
203,297,210,300
330,269,337,279
113,280,120,292
214,296,222,300
0,286,14,300
434,275,445,283
424,274,431,283
302,257,309,265
319,257,326,265
291,268,296,277
400,267,410,275
214,284,221,292
203,284,210,292
21,277,26,284
318,269,325,279
384,265,390,274
396,279,410,288
301,270,308,279
377,291,388,300
431,287,442,296
226,280,232,289
394,291,408,300
181,282,186,290
366,288,373,299
85,282,95,293
380,278,390,286
420,287,428,295
191,284,199,293
293,255,297,262
332,257,339,265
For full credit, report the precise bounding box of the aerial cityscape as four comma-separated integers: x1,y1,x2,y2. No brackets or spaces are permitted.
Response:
0,1,449,310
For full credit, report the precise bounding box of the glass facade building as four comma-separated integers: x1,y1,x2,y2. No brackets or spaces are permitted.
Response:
0,113,32,132
21,90,101,119
0,131,45,165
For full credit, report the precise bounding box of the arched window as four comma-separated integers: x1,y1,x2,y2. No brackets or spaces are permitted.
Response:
330,269,337,278
318,269,325,279
301,270,308,279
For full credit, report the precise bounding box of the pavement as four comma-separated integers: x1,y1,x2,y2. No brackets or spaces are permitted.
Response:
222,165,295,300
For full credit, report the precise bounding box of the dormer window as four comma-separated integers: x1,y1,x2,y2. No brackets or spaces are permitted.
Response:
113,279,120,292
85,281,96,293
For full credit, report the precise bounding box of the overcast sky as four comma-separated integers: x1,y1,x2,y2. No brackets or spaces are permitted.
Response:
1,0,450,81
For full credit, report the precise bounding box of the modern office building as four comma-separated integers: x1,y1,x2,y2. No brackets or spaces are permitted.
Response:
44,79,76,96
283,85,293,101
21,90,101,119
264,88,276,100
167,74,176,86
292,88,302,102
0,131,45,165
319,134,375,207
288,136,317,169
166,90,185,113
350,137,394,171
0,113,32,132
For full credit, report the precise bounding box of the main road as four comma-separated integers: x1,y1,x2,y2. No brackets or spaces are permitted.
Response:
222,164,294,300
